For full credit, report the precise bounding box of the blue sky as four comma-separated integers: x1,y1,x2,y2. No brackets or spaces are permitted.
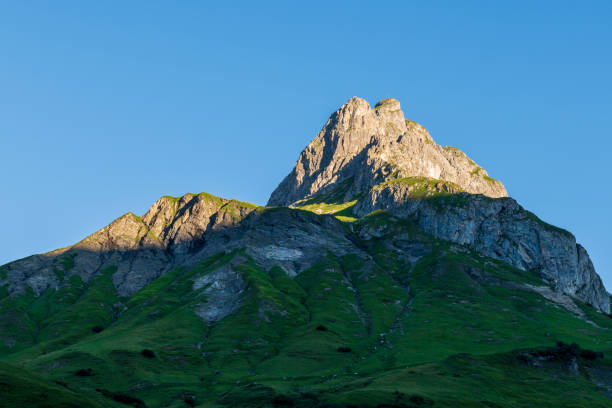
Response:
1,1,611,289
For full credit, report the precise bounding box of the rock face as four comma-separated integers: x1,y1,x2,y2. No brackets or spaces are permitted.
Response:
353,181,610,313
0,193,257,297
192,257,247,323
0,194,364,299
268,97,507,207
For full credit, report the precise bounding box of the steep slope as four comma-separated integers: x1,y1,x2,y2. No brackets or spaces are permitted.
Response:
268,97,507,207
1,210,611,407
268,97,608,314
0,193,258,299
293,177,609,313
0,361,107,408
0,195,366,355
353,178,610,313
0,96,610,407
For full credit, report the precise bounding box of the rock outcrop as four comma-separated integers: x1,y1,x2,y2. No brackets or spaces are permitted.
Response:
0,194,364,299
353,179,610,313
268,97,507,207
0,193,254,297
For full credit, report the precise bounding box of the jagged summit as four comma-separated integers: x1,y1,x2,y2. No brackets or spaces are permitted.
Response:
268,96,507,207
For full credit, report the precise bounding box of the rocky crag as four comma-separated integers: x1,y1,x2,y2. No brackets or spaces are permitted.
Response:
352,179,609,313
268,97,507,207
0,194,359,301
270,97,609,313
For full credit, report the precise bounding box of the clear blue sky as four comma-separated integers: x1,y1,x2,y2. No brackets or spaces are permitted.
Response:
1,1,611,290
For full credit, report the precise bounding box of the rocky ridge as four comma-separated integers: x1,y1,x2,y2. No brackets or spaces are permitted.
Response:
0,95,609,323
0,193,362,302
0,193,255,298
352,179,610,313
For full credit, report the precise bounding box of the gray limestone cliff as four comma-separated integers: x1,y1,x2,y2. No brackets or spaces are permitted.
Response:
352,179,610,313
0,193,362,300
268,97,507,207
0,193,258,298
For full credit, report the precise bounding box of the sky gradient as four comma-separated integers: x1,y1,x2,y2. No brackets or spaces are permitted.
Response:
1,1,611,289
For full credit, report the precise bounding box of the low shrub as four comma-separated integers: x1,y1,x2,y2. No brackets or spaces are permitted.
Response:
580,349,604,360
521,341,604,363
113,392,146,408
96,388,146,408
272,394,295,407
75,368,94,377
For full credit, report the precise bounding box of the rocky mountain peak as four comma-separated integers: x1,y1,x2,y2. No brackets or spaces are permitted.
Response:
373,98,405,124
268,97,508,207
374,97,400,108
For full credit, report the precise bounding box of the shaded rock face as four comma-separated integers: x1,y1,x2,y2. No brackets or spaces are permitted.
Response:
0,196,365,300
192,257,247,323
0,193,245,298
268,97,507,207
354,188,610,313
191,207,367,278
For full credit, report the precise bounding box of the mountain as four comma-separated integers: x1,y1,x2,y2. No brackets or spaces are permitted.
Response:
0,97,611,407
271,97,608,314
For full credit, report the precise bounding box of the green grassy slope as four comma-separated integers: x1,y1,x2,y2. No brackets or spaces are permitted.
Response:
0,361,108,408
0,210,611,407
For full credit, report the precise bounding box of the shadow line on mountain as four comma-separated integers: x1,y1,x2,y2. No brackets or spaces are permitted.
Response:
1,206,360,298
